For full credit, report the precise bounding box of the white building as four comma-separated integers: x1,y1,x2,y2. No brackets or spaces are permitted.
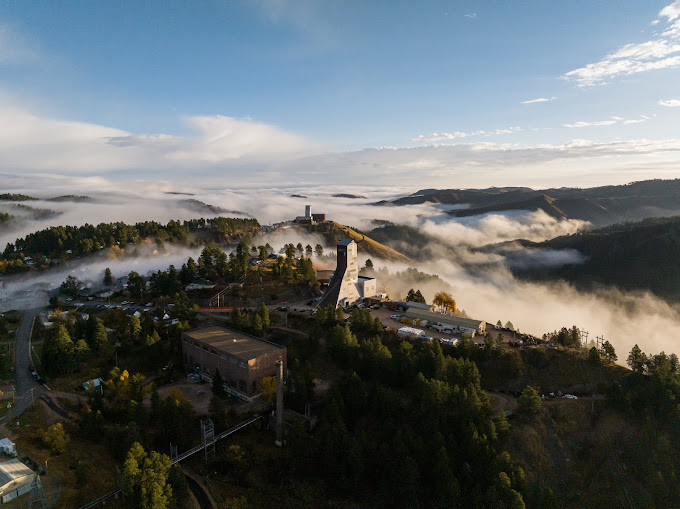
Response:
318,239,379,308
0,459,34,503
0,439,16,458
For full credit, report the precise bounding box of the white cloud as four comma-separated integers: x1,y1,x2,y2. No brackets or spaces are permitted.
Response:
659,98,680,106
660,0,680,21
563,119,618,128
521,96,556,104
0,103,320,172
564,2,680,86
624,118,647,124
412,126,521,143
464,13,477,19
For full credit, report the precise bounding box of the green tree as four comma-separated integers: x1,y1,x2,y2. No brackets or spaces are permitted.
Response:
122,442,173,509
91,318,109,351
74,339,90,365
104,267,113,286
588,346,601,365
212,368,225,398
145,330,161,347
209,394,228,430
315,244,324,257
627,344,647,374
496,320,502,328
43,423,70,454
406,288,426,304
60,275,83,297
365,258,374,270
601,340,617,363
259,376,276,403
517,386,542,417
49,295,59,308
257,302,270,329
127,271,144,297
305,244,313,257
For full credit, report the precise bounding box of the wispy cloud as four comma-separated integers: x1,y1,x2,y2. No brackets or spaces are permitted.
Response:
412,126,521,143
0,24,38,64
564,115,649,128
564,1,680,86
659,98,680,106
521,97,556,104
564,119,618,128
464,13,477,19
0,103,321,172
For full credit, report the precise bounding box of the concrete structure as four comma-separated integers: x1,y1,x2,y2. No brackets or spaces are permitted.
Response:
404,308,486,335
0,459,33,503
182,326,286,401
318,239,380,308
305,205,311,218
275,360,284,446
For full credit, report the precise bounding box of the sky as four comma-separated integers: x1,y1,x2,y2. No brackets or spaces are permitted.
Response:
1,0,680,188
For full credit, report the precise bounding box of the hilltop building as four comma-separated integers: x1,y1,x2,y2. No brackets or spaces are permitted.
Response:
318,239,378,308
182,326,287,401
294,205,326,224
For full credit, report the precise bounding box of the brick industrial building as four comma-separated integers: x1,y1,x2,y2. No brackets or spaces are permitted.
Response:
182,326,287,401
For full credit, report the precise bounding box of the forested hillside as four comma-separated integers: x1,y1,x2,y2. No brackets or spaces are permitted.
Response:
0,216,260,275
512,216,680,299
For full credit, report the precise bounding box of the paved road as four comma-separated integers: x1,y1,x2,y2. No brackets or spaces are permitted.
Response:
10,308,47,419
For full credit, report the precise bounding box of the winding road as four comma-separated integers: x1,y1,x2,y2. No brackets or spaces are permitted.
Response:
8,307,47,420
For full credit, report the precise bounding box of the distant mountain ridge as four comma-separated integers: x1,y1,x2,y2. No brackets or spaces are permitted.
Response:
376,179,680,226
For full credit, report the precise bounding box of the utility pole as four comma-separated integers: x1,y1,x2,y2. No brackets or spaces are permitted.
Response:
580,329,589,347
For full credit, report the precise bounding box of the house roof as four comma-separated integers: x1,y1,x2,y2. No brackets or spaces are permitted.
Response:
403,301,433,310
337,239,355,246
404,308,485,329
183,326,284,361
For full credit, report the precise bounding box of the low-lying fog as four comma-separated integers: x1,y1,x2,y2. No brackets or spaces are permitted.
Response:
1,175,678,359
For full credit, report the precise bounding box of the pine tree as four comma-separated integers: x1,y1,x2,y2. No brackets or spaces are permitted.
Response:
104,267,113,286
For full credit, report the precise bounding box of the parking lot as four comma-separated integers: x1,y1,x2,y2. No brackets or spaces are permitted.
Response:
368,307,471,342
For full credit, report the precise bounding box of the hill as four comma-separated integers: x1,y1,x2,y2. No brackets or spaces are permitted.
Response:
304,221,412,263
377,179,680,227
510,216,680,299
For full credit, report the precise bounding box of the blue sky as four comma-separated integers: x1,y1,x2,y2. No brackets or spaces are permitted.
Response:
1,1,680,187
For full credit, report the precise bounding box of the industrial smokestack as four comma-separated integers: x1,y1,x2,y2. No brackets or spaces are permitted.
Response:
275,360,284,446
305,204,311,218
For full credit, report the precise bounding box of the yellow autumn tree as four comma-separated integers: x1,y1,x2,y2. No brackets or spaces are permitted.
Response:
433,292,457,315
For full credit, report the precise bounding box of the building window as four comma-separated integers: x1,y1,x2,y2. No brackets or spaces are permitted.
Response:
238,379,247,392
238,360,247,369
230,357,237,365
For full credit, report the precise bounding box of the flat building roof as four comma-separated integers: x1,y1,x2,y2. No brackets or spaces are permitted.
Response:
183,326,284,361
